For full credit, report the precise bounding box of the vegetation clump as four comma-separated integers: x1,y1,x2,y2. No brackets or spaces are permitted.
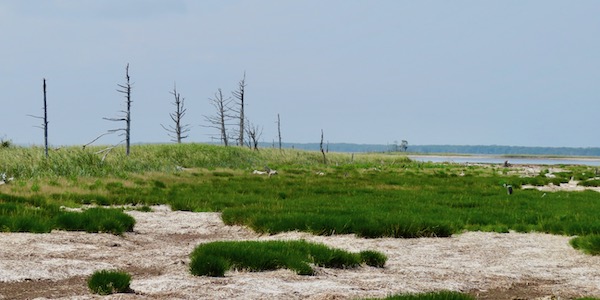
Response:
55,207,135,235
0,138,11,148
363,291,474,300
189,240,387,277
0,193,135,234
87,269,132,295
570,235,600,255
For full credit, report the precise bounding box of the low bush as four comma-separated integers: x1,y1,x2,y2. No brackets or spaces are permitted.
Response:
189,240,386,277
87,269,132,295
570,235,600,255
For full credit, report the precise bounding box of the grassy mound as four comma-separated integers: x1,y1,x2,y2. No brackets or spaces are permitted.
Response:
189,240,387,276
87,269,132,295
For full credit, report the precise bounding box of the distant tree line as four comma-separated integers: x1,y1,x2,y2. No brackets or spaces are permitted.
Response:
273,143,600,156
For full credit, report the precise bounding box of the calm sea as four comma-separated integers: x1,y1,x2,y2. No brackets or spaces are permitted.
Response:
408,155,600,166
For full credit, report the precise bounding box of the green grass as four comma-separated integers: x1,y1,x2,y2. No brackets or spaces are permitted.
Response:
2,144,600,254
189,240,387,276
570,235,600,255
0,143,374,179
87,269,132,295
363,291,474,300
0,193,135,234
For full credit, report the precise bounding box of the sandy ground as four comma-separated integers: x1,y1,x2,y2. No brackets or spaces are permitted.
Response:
1,205,600,300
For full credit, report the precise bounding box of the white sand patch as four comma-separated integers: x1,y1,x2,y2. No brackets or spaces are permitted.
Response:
1,207,599,299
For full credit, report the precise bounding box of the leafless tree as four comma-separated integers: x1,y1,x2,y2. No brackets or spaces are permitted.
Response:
231,72,246,146
245,120,262,150
161,83,190,143
28,78,49,158
99,63,133,157
277,113,282,150
320,129,327,164
204,88,232,146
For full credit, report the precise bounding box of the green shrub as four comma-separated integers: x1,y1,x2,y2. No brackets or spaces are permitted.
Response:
189,240,386,277
87,269,132,295
570,235,600,255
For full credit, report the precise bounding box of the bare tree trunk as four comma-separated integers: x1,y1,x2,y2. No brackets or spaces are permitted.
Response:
277,113,282,151
161,83,190,143
204,88,232,146
121,64,132,156
28,78,49,158
42,79,49,158
232,72,246,146
99,63,133,157
320,129,327,164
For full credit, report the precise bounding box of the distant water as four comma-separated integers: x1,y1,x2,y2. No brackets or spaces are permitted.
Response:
408,155,600,166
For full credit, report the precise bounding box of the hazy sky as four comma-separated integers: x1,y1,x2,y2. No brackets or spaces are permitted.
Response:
1,1,599,147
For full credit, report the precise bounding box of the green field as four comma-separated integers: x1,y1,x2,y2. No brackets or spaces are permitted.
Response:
1,143,600,253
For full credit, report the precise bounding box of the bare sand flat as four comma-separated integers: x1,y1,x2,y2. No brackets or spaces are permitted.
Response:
1,206,599,299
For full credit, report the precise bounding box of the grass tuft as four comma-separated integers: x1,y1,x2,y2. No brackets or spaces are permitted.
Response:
363,291,475,300
189,240,386,277
55,207,135,235
360,250,388,268
570,235,600,255
87,269,132,295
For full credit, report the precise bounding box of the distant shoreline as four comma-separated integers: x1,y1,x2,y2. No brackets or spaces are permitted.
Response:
408,154,600,166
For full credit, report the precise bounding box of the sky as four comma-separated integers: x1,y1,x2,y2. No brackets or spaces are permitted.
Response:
1,1,599,148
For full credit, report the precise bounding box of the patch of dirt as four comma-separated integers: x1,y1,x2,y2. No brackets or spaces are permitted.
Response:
1,205,600,299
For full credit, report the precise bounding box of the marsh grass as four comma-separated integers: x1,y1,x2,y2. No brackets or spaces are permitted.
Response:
189,240,387,276
3,144,600,248
0,193,134,234
364,291,474,300
570,235,600,255
55,207,135,235
87,269,132,295
0,144,387,179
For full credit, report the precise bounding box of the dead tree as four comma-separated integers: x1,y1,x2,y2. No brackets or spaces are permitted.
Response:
320,129,327,164
204,88,232,146
231,72,246,146
277,113,282,150
28,78,49,158
102,63,133,156
161,83,190,143
245,120,262,150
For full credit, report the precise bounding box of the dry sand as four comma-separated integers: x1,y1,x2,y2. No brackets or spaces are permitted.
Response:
1,205,600,299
